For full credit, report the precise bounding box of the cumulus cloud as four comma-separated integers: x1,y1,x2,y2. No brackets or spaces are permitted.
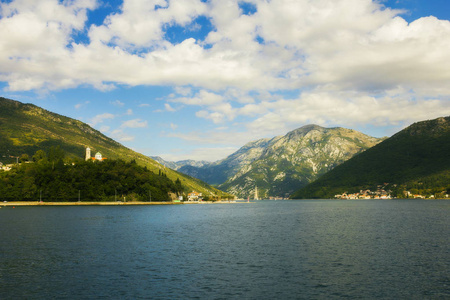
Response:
99,125,110,133
75,100,90,109
1,0,449,96
1,0,449,151
110,129,135,142
245,89,450,137
90,112,115,126
164,103,176,112
111,100,125,107
160,146,238,162
0,0,97,91
88,0,207,48
170,89,223,106
121,118,148,128
168,130,260,147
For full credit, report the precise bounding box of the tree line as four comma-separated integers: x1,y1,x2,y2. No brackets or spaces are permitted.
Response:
0,147,184,202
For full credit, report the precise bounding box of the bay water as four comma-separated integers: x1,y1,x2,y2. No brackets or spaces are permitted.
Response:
1,200,449,299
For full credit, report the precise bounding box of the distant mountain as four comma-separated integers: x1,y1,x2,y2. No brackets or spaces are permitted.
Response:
291,117,450,199
0,97,231,198
178,138,273,186
150,156,211,170
179,125,383,198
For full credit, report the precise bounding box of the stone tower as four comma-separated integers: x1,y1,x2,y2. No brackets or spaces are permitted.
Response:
85,147,91,161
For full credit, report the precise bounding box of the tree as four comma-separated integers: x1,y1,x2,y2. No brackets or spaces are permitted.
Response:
33,150,47,162
175,178,183,193
20,154,29,163
47,146,65,162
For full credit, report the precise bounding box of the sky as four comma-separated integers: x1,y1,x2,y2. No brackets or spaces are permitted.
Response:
0,0,449,162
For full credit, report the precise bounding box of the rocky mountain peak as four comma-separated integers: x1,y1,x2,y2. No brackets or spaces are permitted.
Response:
178,124,384,198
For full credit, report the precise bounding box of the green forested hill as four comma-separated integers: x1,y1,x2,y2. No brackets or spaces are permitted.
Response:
290,117,450,199
0,157,182,202
0,97,231,199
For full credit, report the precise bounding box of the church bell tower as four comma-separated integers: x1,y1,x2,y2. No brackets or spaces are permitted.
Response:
85,147,91,161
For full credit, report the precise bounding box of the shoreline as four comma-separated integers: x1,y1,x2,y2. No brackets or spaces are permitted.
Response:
1,201,182,206
0,201,250,206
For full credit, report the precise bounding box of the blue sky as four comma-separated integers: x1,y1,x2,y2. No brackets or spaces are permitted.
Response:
1,0,449,161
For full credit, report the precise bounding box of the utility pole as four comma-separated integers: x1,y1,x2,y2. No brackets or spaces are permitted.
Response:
149,190,152,202
78,190,81,202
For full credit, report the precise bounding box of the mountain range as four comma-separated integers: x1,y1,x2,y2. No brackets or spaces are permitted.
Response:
172,125,383,198
291,116,450,199
3,96,447,201
0,97,230,199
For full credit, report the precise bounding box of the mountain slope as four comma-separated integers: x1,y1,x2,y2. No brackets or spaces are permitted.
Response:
178,125,383,198
219,125,382,198
178,138,274,185
291,117,450,199
0,97,230,198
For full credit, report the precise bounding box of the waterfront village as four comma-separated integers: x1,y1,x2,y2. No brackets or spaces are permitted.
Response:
335,185,449,200
335,189,392,200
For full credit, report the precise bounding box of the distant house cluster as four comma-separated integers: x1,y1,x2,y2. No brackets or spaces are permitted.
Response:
187,191,203,202
0,162,12,171
85,147,107,161
403,191,449,199
335,189,392,199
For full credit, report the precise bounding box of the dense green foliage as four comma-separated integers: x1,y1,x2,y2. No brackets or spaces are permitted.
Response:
291,117,450,199
0,148,183,202
0,97,232,198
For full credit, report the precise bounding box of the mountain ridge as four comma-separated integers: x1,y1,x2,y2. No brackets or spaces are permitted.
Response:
176,124,384,198
0,97,231,198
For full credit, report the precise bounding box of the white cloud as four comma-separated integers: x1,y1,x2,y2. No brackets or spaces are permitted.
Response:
0,0,97,91
245,89,450,137
126,108,133,115
75,100,90,109
90,112,115,126
160,146,238,162
2,0,449,96
1,0,449,152
121,118,148,128
99,125,110,133
169,89,223,106
110,129,135,142
170,123,178,130
168,130,260,147
111,100,125,107
195,102,236,124
88,0,207,48
174,86,192,96
164,103,176,112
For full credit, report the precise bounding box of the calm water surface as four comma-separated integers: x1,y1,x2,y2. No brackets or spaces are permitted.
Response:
1,200,449,299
